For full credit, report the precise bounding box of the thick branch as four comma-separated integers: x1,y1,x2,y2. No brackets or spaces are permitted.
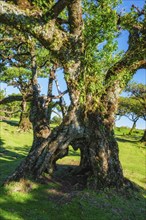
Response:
68,0,82,35
0,1,68,53
101,29,146,127
0,91,68,105
0,95,23,104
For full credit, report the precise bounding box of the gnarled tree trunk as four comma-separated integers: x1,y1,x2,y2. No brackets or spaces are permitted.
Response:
4,104,84,184
81,113,124,189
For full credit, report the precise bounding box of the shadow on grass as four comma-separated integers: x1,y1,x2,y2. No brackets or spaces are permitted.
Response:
0,172,146,220
0,141,30,160
116,136,140,143
1,119,19,127
0,138,5,146
0,139,31,185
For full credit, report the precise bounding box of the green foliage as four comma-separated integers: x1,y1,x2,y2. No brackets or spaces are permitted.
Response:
79,0,123,105
0,92,21,119
0,89,6,100
126,82,146,103
1,67,31,84
117,96,145,121
125,82,146,120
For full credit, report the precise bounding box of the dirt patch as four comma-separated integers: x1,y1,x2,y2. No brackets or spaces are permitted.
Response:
47,188,79,204
37,164,88,204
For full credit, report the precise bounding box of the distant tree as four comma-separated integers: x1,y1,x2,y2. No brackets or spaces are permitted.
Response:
125,82,146,141
117,96,145,135
0,90,20,119
0,31,51,130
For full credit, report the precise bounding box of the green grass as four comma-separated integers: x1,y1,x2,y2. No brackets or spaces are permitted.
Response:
115,127,146,189
0,121,146,220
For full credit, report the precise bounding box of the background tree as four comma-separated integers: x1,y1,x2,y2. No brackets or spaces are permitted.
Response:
117,96,145,135
0,28,53,130
0,90,20,120
0,0,146,189
125,82,146,141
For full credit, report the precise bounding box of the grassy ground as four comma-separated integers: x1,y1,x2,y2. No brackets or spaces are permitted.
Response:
0,120,145,220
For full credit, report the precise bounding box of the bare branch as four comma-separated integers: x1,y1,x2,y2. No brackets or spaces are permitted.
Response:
48,89,68,100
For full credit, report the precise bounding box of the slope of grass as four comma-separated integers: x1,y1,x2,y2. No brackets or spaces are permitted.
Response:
0,120,33,184
115,127,146,189
0,121,145,220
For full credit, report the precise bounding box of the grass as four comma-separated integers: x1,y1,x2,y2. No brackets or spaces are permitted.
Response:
115,127,146,189
0,120,146,220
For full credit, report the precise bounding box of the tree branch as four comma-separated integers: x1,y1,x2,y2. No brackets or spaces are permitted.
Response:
0,1,68,53
0,95,23,104
68,0,82,35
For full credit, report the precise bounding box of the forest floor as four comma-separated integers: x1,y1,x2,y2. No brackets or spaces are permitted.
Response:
0,120,145,220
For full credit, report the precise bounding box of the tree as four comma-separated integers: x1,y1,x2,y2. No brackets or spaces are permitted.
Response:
0,29,52,130
117,96,145,135
0,0,146,189
0,89,20,119
125,82,146,140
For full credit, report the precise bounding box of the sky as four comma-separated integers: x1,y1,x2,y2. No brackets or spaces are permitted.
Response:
1,0,146,129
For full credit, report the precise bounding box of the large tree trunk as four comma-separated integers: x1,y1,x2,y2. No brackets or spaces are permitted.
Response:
71,112,124,189
86,113,124,189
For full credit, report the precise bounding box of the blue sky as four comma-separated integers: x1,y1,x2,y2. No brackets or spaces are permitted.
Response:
1,0,145,129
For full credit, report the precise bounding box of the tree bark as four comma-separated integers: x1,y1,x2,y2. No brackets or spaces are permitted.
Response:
71,112,124,189
4,104,84,184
